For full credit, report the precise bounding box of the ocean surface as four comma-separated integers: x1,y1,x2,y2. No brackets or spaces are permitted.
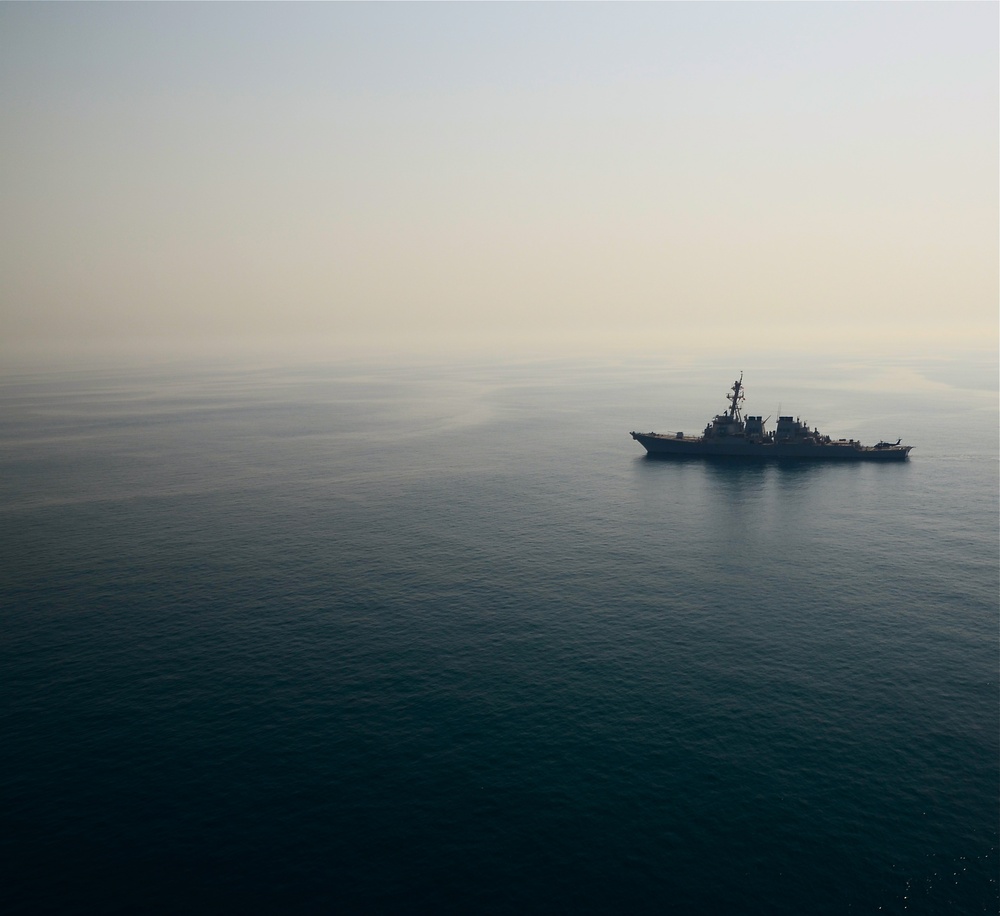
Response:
2,352,997,914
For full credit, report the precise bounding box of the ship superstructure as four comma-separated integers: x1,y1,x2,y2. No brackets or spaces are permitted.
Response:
630,374,911,461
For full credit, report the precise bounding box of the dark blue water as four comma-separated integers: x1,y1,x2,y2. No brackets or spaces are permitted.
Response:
2,354,997,914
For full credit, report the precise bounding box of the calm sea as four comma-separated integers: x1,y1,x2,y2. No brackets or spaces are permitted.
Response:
2,352,997,914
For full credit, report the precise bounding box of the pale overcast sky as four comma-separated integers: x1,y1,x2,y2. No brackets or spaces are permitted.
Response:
1,3,996,364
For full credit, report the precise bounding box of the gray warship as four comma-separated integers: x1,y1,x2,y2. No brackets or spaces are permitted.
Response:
630,374,912,461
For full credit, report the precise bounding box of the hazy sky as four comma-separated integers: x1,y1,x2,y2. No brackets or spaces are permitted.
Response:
2,3,997,363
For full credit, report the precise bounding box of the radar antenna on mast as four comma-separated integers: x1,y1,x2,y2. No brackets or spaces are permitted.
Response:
726,371,745,421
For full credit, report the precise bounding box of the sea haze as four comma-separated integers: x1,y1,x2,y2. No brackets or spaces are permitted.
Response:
2,352,997,914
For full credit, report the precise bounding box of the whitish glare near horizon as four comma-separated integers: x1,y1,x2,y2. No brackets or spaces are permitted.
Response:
1,3,997,369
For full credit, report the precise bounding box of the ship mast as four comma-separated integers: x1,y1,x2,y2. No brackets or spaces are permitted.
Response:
726,372,745,422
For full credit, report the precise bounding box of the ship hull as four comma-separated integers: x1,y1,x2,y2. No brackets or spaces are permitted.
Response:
630,432,911,461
